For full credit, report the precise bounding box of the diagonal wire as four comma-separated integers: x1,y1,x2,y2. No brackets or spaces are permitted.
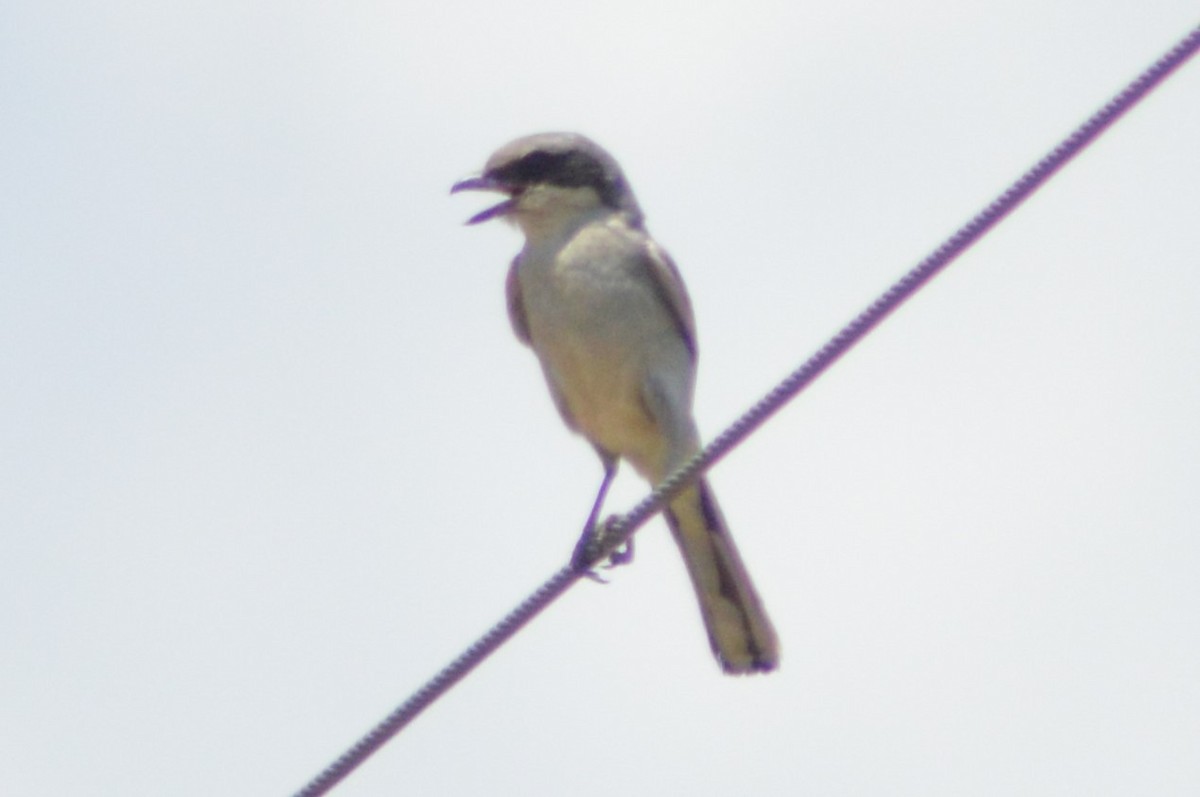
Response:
292,23,1200,797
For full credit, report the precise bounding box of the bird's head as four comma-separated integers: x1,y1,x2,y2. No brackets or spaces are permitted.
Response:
451,132,643,236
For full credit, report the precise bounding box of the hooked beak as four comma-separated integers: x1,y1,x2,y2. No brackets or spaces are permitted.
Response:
450,175,518,225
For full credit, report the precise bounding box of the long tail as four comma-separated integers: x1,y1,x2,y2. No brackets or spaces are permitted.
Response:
663,478,779,674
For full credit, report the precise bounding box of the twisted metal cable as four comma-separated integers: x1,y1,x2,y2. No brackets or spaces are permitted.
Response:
292,23,1200,797
588,21,1200,564
293,566,580,797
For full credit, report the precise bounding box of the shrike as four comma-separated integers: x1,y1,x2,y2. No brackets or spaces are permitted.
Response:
452,132,778,674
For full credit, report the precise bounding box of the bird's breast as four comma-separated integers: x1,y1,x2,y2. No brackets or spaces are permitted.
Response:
515,224,692,466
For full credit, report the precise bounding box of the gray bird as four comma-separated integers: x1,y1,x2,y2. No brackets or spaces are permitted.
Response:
452,132,778,674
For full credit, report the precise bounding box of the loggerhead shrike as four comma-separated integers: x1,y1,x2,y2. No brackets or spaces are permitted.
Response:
452,132,778,674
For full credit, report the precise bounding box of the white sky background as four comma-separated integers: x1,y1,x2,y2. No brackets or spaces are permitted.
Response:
2,1,1199,794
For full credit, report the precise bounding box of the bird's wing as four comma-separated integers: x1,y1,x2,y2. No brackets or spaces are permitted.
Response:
638,238,697,361
505,255,533,346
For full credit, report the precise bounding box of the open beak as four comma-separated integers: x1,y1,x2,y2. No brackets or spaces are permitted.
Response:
450,175,517,225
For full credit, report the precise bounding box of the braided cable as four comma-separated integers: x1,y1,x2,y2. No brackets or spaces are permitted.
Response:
292,24,1200,797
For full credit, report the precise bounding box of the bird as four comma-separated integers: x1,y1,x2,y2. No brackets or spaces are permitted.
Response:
452,132,778,674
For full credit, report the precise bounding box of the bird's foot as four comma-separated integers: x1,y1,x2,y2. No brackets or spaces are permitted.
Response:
571,515,633,578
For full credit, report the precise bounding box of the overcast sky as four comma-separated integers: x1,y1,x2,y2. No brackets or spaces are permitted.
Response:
3,2,1199,795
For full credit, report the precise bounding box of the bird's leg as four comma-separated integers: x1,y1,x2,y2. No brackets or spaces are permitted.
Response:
571,456,632,573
